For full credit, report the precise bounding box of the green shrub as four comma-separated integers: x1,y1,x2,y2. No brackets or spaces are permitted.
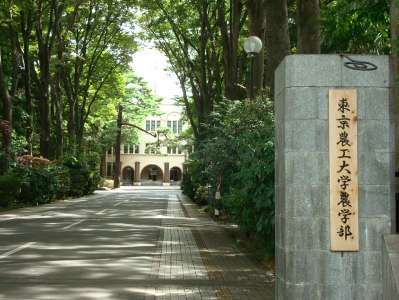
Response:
99,178,114,189
64,155,100,197
223,188,258,234
194,185,209,205
181,172,196,199
50,163,71,199
187,96,275,258
0,175,22,208
13,163,56,205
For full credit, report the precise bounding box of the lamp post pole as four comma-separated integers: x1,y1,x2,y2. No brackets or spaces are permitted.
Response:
244,36,263,100
250,53,255,99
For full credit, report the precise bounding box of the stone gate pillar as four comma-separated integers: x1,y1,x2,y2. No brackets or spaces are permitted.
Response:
275,55,395,299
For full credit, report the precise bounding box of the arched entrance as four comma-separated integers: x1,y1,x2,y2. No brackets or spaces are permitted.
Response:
141,165,164,185
170,167,182,181
122,166,134,185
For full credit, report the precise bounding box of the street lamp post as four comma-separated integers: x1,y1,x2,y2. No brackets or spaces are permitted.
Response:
244,36,263,99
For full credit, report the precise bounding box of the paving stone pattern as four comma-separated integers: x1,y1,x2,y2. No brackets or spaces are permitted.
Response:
145,194,274,299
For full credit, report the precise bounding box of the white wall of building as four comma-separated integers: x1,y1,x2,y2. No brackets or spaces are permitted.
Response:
105,101,187,185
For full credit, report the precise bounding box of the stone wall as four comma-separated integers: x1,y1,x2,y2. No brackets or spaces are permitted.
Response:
275,55,395,299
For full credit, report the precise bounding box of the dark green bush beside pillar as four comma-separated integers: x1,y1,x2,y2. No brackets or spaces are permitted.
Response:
0,175,22,207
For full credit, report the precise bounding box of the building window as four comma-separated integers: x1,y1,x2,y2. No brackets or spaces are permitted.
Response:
167,120,182,134
123,144,139,154
146,119,161,132
107,148,113,155
106,162,115,178
167,146,181,154
167,120,177,134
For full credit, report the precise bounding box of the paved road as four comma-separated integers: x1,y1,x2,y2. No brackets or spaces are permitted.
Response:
0,187,274,299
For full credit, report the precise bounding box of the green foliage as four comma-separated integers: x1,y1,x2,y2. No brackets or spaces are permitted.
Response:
6,154,98,207
12,156,55,205
194,185,209,205
181,171,196,199
184,96,275,257
0,175,21,207
120,71,161,145
63,154,101,197
234,113,275,236
321,0,390,54
223,189,257,234
50,163,71,200
99,178,114,189
12,163,56,205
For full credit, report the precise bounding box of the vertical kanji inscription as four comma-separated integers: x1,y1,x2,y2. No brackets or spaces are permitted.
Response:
329,89,359,251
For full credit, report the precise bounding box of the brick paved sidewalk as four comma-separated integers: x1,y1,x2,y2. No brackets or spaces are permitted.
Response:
145,194,275,299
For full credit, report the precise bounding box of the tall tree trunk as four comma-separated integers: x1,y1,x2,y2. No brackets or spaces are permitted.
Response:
36,59,51,158
247,0,266,98
153,0,219,137
265,0,291,96
34,0,62,159
0,3,19,174
100,150,106,178
178,74,198,139
54,2,64,159
296,0,321,53
217,0,244,100
113,104,122,189
53,72,63,159
0,54,13,175
72,0,94,151
64,75,76,149
34,2,52,158
21,11,34,156
199,1,212,121
61,3,84,152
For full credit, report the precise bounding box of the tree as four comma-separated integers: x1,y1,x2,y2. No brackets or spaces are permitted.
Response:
60,0,136,151
217,0,246,100
31,0,62,158
184,97,275,256
139,0,223,138
321,0,390,54
297,0,321,53
20,6,34,156
246,0,266,98
265,0,291,94
0,0,20,174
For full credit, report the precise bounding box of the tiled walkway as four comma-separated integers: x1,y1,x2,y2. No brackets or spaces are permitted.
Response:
146,194,275,299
